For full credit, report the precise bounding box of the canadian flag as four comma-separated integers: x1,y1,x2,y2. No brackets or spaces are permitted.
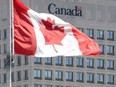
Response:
14,0,100,57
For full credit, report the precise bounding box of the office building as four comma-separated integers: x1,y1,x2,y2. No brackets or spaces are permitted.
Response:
0,0,116,87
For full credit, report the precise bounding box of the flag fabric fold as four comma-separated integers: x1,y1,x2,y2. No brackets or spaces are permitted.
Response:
14,0,100,57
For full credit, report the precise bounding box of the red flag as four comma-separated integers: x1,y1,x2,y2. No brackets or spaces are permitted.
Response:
14,0,100,57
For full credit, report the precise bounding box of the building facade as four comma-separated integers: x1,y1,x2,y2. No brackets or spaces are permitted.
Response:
0,0,116,87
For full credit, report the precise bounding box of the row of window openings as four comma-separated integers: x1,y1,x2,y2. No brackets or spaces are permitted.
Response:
0,44,114,55
16,84,63,87
0,29,114,41
0,56,29,69
0,70,114,85
79,28,115,41
0,70,28,84
34,57,114,70
34,70,115,84
0,29,114,55
34,84,63,87
100,45,115,55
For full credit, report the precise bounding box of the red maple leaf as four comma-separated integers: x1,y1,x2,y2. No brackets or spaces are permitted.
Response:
38,17,66,45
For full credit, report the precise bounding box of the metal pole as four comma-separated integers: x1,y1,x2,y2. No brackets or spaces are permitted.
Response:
6,0,12,87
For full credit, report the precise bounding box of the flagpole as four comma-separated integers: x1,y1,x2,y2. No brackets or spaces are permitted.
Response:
6,0,12,87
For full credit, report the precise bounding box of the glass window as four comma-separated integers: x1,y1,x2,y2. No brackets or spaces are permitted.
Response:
107,74,114,84
55,71,63,81
97,74,104,84
34,69,41,79
4,59,6,68
66,71,73,81
76,72,84,82
34,84,42,87
76,57,83,67
107,31,114,40
17,71,21,81
87,58,94,68
45,57,52,65
3,73,6,83
45,70,52,80
11,72,14,82
97,59,104,69
66,57,73,66
16,86,21,87
78,28,84,32
24,70,28,80
24,56,29,65
87,73,94,83
17,56,21,66
0,30,1,40
99,45,104,54
0,45,1,54
55,86,63,87
87,28,94,39
55,56,63,66
3,44,6,54
0,74,2,84
107,60,114,70
107,45,114,55
34,57,41,64
97,30,104,39
3,29,7,39
24,84,29,87
44,85,52,87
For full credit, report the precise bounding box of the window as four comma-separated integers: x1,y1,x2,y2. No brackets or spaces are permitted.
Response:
34,69,41,79
34,57,41,64
3,73,6,83
0,45,1,54
107,74,114,84
45,57,52,65
107,60,114,70
78,28,84,32
97,59,104,69
0,30,1,40
97,74,104,84
12,72,14,82
87,73,94,83
99,45,104,54
55,56,63,66
66,71,73,81
107,45,114,55
87,28,94,39
107,31,114,40
34,84,42,87
55,86,63,87
66,57,73,66
16,85,21,87
24,70,28,80
3,44,6,54
55,71,63,81
17,56,21,66
17,71,21,81
97,30,104,40
87,58,94,68
0,59,1,69
24,84,29,87
4,59,6,68
44,85,52,87
76,72,84,82
3,29,7,39
45,70,52,80
24,56,29,65
76,57,83,67
0,74,2,84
